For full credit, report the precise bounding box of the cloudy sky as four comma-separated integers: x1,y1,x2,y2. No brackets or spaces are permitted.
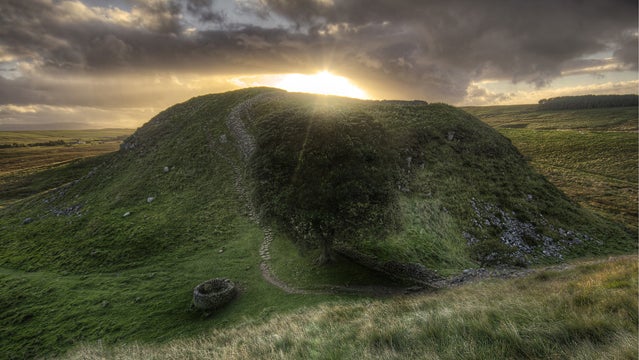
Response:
0,0,637,129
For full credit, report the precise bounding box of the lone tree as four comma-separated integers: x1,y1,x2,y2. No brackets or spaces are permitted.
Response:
252,109,399,264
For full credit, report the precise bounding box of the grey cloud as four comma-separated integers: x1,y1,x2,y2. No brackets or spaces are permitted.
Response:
0,0,308,73
464,84,512,106
264,0,637,95
129,0,182,34
86,34,132,67
235,0,272,21
0,0,636,107
614,33,639,70
186,0,225,23
0,72,232,108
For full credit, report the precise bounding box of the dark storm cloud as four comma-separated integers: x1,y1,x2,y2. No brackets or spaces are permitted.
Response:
0,0,309,74
0,0,636,107
261,0,638,95
129,0,182,34
186,0,225,23
614,32,639,71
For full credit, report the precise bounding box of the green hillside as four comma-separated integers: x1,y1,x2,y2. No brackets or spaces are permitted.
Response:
0,88,635,358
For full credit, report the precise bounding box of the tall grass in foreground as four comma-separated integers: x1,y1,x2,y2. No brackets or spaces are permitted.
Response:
66,256,638,360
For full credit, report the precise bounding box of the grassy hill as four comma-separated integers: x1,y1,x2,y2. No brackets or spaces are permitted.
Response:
0,89,635,358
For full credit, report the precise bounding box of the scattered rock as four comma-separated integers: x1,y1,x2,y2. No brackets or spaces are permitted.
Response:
467,198,590,263
123,212,131,217
226,100,256,159
218,248,224,254
50,204,83,217
447,131,455,141
121,141,136,150
219,134,227,143
163,166,170,173
147,197,155,203
23,218,33,225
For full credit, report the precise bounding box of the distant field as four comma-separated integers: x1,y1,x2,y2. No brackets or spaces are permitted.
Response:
0,129,134,145
464,105,638,231
0,129,133,207
0,143,121,175
463,105,637,131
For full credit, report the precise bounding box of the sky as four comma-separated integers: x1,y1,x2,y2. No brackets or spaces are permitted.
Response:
0,0,637,130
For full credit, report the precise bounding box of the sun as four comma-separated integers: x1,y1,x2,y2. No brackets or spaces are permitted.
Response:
274,71,368,99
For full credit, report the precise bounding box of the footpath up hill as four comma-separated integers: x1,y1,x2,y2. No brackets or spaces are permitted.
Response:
0,88,633,278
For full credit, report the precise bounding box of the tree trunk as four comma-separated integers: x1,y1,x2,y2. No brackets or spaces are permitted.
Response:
316,237,335,265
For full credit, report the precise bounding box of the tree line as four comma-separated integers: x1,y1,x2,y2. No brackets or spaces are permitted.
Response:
0,140,66,149
538,94,638,110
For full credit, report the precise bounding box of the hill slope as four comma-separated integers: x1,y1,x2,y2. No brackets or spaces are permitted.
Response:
1,87,634,275
463,104,638,232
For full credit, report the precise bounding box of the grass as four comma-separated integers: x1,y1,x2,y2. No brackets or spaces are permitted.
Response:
64,255,638,360
248,93,633,271
0,129,133,208
0,185,348,358
0,90,384,359
499,130,637,231
0,242,343,359
462,105,637,131
362,195,474,276
0,89,636,359
0,129,132,178
464,105,638,231
0,143,121,175
269,230,403,289
0,129,133,146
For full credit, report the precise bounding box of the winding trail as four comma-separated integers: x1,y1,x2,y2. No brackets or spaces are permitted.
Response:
221,94,312,294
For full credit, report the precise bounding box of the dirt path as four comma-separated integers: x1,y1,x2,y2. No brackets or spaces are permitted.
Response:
222,94,316,294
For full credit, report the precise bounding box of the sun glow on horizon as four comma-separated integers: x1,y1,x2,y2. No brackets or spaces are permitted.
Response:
274,71,369,99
